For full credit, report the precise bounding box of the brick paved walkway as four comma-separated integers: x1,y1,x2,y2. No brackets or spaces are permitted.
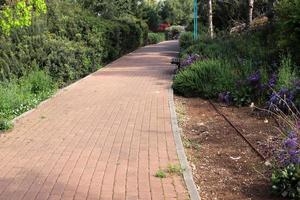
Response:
0,41,189,200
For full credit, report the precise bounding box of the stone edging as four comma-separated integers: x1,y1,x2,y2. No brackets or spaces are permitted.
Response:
168,88,201,200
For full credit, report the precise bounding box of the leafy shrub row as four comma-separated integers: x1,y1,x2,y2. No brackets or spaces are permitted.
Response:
0,1,148,86
174,30,299,108
0,1,148,130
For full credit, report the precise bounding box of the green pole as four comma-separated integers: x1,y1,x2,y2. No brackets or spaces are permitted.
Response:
193,0,198,40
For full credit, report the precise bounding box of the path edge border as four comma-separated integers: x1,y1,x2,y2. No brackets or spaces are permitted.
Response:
168,88,201,200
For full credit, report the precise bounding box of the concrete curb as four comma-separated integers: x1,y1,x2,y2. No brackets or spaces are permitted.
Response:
168,88,201,200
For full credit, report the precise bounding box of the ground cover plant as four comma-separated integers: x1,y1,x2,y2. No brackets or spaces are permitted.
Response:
0,70,56,131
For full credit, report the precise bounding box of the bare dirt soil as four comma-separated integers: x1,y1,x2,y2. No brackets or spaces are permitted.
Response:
175,96,283,200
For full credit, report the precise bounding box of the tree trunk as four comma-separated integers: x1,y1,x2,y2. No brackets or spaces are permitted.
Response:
248,0,254,27
208,0,214,39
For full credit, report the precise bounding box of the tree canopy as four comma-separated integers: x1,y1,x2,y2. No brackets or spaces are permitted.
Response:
0,0,47,35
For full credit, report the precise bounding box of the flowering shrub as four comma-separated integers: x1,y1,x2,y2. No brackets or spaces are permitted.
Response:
181,54,201,69
267,97,300,199
268,88,295,113
277,131,300,167
219,68,300,110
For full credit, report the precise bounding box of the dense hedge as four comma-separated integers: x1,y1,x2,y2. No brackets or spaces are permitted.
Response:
147,32,165,44
0,1,148,86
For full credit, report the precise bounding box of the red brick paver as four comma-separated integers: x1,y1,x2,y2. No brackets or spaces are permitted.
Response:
0,41,189,200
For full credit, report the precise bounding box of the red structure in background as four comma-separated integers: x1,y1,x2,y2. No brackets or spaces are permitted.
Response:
157,22,170,32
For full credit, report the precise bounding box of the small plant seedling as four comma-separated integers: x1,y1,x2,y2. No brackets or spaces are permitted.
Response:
155,169,166,178
0,118,13,132
166,164,184,175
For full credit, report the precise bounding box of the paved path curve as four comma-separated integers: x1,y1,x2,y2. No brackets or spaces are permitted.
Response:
0,41,189,200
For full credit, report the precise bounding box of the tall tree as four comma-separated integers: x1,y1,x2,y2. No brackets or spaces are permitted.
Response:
248,0,254,27
208,0,214,38
78,0,144,19
158,0,192,25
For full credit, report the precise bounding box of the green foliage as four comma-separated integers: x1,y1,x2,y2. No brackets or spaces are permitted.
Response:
147,32,165,44
165,25,185,40
173,59,236,98
79,0,143,19
271,164,300,199
166,164,183,175
0,0,47,35
154,169,166,178
277,56,297,90
275,0,300,64
0,118,13,131
143,4,160,31
0,1,148,85
175,31,286,106
0,70,56,131
0,1,148,131
179,32,193,50
158,0,193,25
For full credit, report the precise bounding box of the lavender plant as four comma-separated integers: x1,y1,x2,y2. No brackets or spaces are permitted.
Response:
277,131,300,167
181,54,201,69
218,91,232,105
255,94,300,199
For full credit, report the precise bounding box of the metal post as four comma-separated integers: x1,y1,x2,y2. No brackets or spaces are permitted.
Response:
193,0,198,40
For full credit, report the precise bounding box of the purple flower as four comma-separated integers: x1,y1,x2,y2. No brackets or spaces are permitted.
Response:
181,54,201,68
268,73,277,88
247,71,261,86
218,91,231,105
267,88,294,112
277,131,300,166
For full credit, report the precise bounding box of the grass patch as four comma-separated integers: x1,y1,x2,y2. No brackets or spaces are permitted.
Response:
154,163,184,178
0,118,13,131
166,163,184,175
155,169,167,178
0,70,57,131
182,136,201,150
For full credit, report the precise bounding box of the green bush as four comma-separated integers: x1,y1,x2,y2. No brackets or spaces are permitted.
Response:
0,1,149,131
165,25,185,40
271,164,300,199
179,32,193,50
172,59,236,98
276,56,297,90
148,32,165,44
0,1,148,84
0,70,56,128
0,118,13,131
275,0,300,64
